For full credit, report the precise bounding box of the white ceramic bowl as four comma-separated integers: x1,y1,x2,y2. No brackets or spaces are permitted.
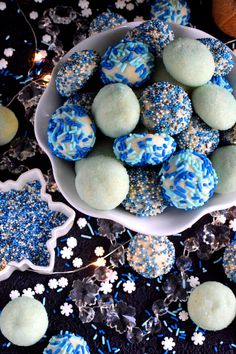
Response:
35,22,236,236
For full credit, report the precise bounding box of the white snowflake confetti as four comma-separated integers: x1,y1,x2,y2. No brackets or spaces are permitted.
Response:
94,246,105,257
42,34,52,43
60,246,73,259
136,0,145,3
4,48,15,57
0,2,6,11
29,11,38,20
229,219,236,231
94,257,106,267
22,288,35,298
58,277,69,288
0,58,8,70
67,236,78,249
161,337,176,351
108,270,118,283
115,0,126,9
35,0,44,3
191,332,205,345
9,290,20,300
100,281,113,294
81,8,92,17
179,310,189,321
48,278,58,289
60,302,73,316
134,16,144,21
73,257,83,268
78,0,89,9
215,214,226,224
123,280,136,294
126,3,135,11
34,283,45,295
77,217,87,229
188,276,200,288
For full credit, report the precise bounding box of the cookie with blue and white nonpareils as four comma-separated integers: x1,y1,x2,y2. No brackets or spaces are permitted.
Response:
198,38,234,76
48,104,96,161
124,19,174,56
113,132,176,166
150,0,191,26
160,149,218,210
43,331,90,354
140,82,192,135
175,116,219,155
122,168,167,216
88,10,127,36
64,92,96,115
55,50,100,97
100,40,155,87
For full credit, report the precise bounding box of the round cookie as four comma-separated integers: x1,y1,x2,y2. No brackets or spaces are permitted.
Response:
210,145,236,194
198,38,234,76
223,240,236,283
163,38,215,87
88,10,127,36
150,0,191,26
187,281,236,331
0,106,18,146
48,104,96,161
127,234,175,278
192,84,236,130
55,50,100,97
175,116,219,155
100,40,155,87
43,331,90,354
122,167,167,216
64,92,96,115
92,83,140,138
75,155,129,210
113,132,176,166
0,297,48,346
210,75,233,93
140,82,192,135
160,149,218,210
124,19,174,56
220,124,236,145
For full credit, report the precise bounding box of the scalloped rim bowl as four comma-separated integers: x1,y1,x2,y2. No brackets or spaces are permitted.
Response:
0,169,75,281
35,22,236,236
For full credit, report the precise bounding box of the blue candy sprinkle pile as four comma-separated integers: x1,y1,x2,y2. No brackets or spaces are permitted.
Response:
150,0,191,26
43,331,90,354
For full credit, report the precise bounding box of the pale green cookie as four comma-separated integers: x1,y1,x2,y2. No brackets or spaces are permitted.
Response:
0,106,18,146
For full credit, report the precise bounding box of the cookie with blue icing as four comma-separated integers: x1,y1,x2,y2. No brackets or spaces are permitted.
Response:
100,40,155,87
88,10,127,36
43,331,90,354
113,132,176,166
48,104,96,161
150,0,191,26
160,149,218,210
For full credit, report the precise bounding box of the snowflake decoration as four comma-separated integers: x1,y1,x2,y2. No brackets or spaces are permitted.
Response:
0,2,6,11
34,284,45,295
35,0,44,3
29,11,38,20
0,58,8,69
9,290,20,300
73,257,83,268
123,280,136,294
94,257,106,267
134,15,144,21
188,276,200,288
229,219,236,231
42,34,51,43
60,302,73,316
58,277,68,288
67,236,77,249
108,270,118,283
126,3,135,11
179,310,189,321
4,48,15,57
61,246,73,259
78,0,89,9
81,8,92,17
94,246,105,257
48,278,58,289
100,281,113,294
77,217,87,229
115,0,126,9
22,288,35,298
161,337,176,351
191,332,205,345
136,0,145,3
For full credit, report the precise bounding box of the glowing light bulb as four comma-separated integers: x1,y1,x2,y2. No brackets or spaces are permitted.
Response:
42,74,51,83
34,52,44,62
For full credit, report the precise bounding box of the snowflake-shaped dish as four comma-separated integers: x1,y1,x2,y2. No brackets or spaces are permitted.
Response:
0,168,75,281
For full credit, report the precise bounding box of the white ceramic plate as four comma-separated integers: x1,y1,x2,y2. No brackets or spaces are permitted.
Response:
35,22,236,236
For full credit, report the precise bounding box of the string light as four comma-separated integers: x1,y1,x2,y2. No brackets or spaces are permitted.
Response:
34,52,44,63
42,74,52,83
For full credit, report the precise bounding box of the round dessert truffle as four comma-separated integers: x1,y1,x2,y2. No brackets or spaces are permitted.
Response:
88,10,127,36
150,0,191,26
209,75,233,93
211,145,236,194
160,149,218,210
100,40,155,87
192,84,236,130
64,92,96,115
140,82,192,135
43,331,90,354
198,38,234,76
92,83,140,138
0,297,48,346
127,234,175,278
0,106,18,146
124,19,174,56
163,38,215,87
75,155,129,210
220,124,236,145
48,104,96,161
175,116,219,155
187,281,236,331
122,168,167,216
55,50,100,97
223,240,236,283
113,132,176,166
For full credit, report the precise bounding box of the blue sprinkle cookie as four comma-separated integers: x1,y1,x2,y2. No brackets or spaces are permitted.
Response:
223,241,236,283
209,75,233,93
64,92,96,115
55,50,100,97
160,149,218,210
176,116,220,155
150,0,191,26
140,82,192,135
198,38,234,76
127,234,175,278
48,104,96,161
113,132,176,166
88,10,127,36
43,331,90,354
100,40,155,87
122,168,167,216
124,19,174,56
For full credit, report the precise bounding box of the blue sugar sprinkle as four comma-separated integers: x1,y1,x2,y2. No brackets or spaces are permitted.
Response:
43,331,90,354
